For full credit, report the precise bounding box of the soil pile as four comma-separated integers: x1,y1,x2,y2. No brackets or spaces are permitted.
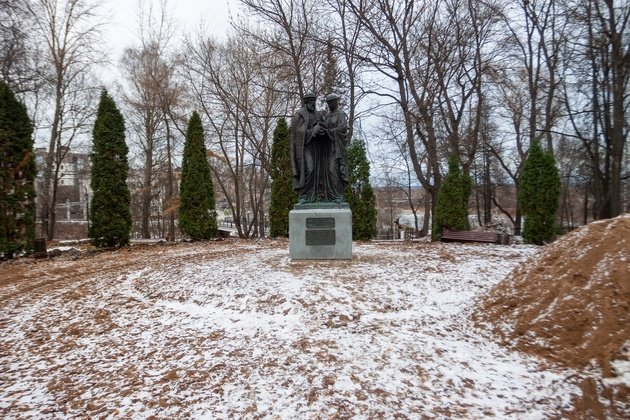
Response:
476,215,630,418
476,214,629,375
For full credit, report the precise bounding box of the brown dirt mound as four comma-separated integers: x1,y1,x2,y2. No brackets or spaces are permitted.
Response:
476,214,630,376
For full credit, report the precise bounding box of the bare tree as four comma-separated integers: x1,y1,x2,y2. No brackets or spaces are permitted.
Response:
342,0,503,238
121,0,183,239
26,0,105,240
227,0,628,236
0,0,43,94
321,0,372,141
182,31,288,238
555,134,590,230
376,170,404,239
562,0,629,219
505,0,567,153
344,0,440,223
486,64,531,234
236,0,328,99
375,112,429,237
471,97,498,226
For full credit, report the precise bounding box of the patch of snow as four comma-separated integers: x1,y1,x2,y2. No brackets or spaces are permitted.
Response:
0,241,596,418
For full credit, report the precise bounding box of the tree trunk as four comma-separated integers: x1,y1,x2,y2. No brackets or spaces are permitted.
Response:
421,194,431,237
142,139,153,239
514,202,522,236
48,171,59,240
610,8,625,218
165,116,175,241
41,146,54,239
43,83,63,240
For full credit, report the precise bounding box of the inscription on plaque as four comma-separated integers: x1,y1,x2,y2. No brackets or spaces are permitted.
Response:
305,229,336,245
306,217,335,229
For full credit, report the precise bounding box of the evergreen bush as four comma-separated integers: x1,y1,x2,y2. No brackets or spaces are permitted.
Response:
432,154,472,240
345,139,377,240
0,81,35,258
89,90,132,247
269,117,297,237
179,111,217,240
519,139,560,245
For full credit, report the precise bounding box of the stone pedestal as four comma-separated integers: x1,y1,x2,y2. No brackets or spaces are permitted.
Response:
289,204,352,260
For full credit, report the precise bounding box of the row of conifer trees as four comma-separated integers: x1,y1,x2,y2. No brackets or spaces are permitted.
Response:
90,92,381,248
1,81,378,257
89,91,219,248
432,147,560,245
0,85,220,256
2,79,559,258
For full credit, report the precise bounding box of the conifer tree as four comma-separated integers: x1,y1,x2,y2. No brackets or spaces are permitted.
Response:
432,154,472,240
269,117,297,237
0,81,35,258
89,90,132,247
345,138,377,240
519,139,560,245
179,111,217,240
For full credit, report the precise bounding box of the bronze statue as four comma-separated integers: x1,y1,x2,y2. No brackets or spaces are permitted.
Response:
290,92,348,204
324,93,349,201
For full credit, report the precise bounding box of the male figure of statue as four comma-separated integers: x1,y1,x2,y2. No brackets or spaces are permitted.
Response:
290,92,327,204
323,93,349,202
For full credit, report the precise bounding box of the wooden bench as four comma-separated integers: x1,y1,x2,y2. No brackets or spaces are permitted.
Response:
441,229,499,244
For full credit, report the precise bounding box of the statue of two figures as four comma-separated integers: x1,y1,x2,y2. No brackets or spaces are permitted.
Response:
290,92,349,205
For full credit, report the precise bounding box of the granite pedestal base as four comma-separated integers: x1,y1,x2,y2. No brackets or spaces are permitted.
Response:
289,206,352,260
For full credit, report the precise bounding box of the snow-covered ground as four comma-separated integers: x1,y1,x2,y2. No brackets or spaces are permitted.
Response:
0,241,586,418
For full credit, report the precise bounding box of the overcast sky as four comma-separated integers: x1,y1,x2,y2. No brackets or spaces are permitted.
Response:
104,0,237,62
